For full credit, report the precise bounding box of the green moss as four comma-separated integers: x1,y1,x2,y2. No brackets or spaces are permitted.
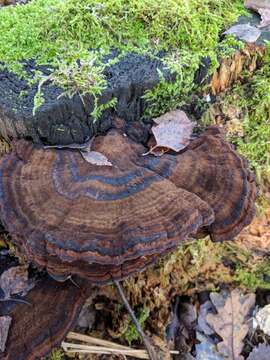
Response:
228,49,270,180
122,306,150,345
0,0,247,115
235,259,270,291
47,349,64,360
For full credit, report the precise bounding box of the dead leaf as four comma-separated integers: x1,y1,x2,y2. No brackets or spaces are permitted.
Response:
0,316,11,352
197,301,215,336
166,297,181,348
150,334,171,360
0,266,33,299
224,24,261,43
195,332,224,360
258,8,270,28
175,299,197,353
80,151,113,166
206,289,255,360
253,304,270,336
247,343,270,360
245,0,270,28
150,110,195,154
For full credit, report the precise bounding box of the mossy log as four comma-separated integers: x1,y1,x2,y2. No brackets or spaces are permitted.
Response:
0,13,269,145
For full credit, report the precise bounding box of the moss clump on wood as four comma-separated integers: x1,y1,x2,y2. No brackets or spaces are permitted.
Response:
0,0,247,114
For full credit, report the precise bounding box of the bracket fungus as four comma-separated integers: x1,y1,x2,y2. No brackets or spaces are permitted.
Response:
0,126,257,360
0,127,256,259
0,275,91,360
0,130,214,283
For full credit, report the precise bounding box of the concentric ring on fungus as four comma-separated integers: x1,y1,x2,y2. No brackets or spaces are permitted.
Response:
0,127,257,283
0,126,257,360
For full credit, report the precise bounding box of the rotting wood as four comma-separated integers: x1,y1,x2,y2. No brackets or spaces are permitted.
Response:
210,44,266,95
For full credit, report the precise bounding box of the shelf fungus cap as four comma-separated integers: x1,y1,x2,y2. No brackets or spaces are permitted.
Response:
140,126,257,241
0,130,214,284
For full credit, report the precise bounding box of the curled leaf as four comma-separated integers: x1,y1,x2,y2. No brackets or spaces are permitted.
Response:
150,110,195,154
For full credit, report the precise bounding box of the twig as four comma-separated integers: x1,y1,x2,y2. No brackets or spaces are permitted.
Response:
67,331,131,350
62,338,180,359
114,280,158,360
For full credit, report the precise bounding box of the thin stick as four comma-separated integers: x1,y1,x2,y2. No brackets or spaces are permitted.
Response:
62,342,149,359
114,280,158,360
67,332,131,350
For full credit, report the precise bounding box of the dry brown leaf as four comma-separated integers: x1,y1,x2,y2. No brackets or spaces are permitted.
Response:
247,343,270,360
206,289,255,360
235,208,270,256
195,332,224,360
80,151,113,166
150,110,194,154
245,0,270,28
0,316,12,352
0,265,33,299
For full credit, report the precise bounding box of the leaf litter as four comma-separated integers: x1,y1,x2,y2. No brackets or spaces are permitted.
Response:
245,0,270,28
0,266,34,353
253,304,270,336
206,289,256,360
146,110,195,156
247,343,270,360
0,265,33,299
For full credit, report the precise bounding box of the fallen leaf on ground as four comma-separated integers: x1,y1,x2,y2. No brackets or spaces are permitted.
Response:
166,297,181,348
247,343,270,360
175,299,197,353
206,289,255,360
0,266,33,299
245,0,270,28
149,110,195,155
80,151,113,166
195,332,224,360
258,8,270,28
253,304,270,336
224,24,261,43
197,301,215,336
0,316,12,352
